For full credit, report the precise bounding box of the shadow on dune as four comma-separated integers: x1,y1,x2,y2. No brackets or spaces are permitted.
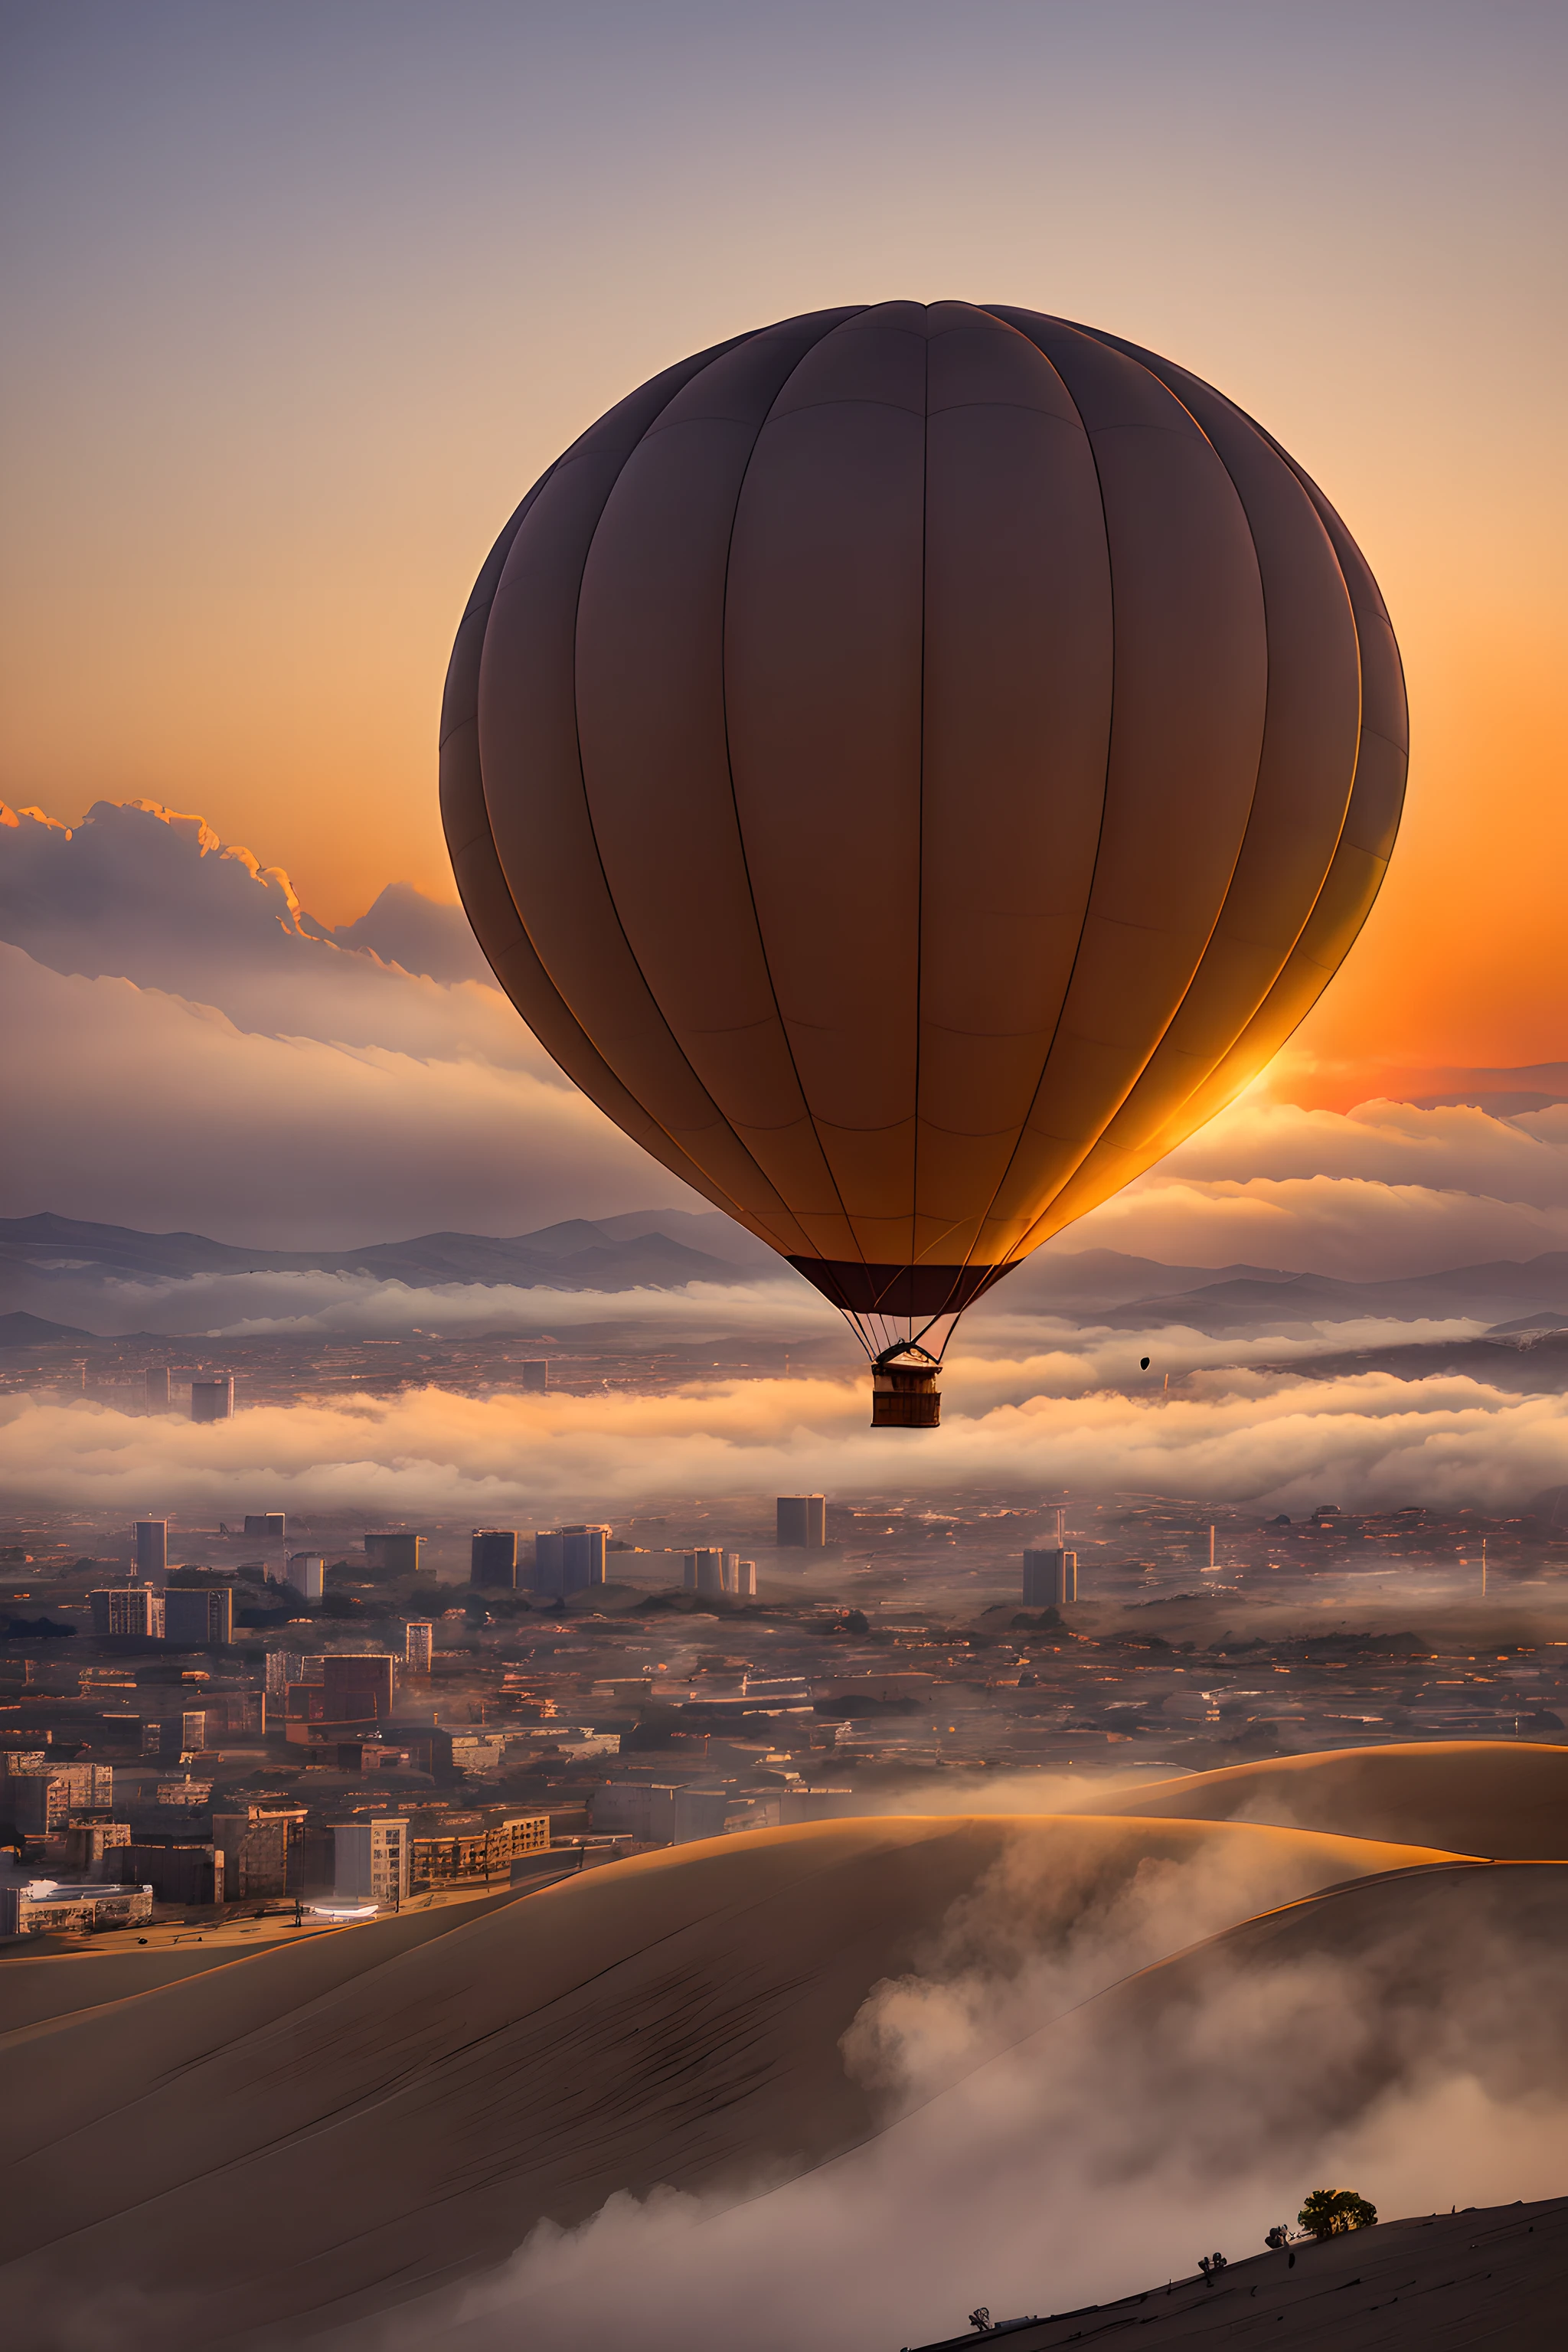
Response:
0,1812,1448,2347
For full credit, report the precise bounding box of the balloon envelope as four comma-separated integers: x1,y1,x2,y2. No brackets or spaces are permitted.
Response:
442,302,1406,1364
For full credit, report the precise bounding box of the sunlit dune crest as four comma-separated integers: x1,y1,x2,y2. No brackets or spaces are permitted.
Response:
1098,1738,1568,1860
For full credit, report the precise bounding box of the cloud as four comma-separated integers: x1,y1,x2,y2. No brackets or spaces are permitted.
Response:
1052,1096,1568,1281
47,1269,1483,1354
0,799,709,1244
8,798,1568,1282
0,798,537,1063
6,1356,1566,1521
0,943,694,1244
838,1824,1415,2105
328,880,492,986
14,1267,835,1341
1077,1171,1568,1282
1171,1097,1568,1200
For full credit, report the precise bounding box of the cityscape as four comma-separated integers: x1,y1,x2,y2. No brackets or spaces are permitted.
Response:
6,1467,1564,1943
4,5,1568,2349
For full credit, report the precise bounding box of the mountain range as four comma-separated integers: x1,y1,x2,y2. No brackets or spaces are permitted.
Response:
0,1207,775,1320
6,1210,1568,1345
1078,1256,1568,1333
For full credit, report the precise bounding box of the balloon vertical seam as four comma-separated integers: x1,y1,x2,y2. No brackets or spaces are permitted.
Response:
939,306,1119,1315
995,335,1314,1267
559,364,804,1243
714,312,881,1338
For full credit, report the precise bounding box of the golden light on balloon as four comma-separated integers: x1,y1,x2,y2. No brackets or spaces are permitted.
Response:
443,302,1406,1426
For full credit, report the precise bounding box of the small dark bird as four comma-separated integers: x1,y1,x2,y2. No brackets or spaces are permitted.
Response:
1140,1357,1151,1370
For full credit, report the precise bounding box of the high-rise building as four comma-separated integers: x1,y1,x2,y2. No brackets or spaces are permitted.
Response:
333,1815,409,1905
520,1361,549,1393
163,1586,233,1646
60,1821,132,1877
407,1814,548,1889
561,1525,608,1590
264,1648,319,1697
135,1520,168,1581
364,1531,426,1574
243,1512,286,1542
236,1690,267,1735
321,1653,396,1722
531,1524,609,1596
144,1367,172,1410
404,1621,434,1674
470,1530,518,1589
109,1841,223,1905
683,1548,726,1596
776,1494,827,1548
211,1805,307,1898
90,1585,165,1638
733,1558,758,1597
154,1694,252,1749
8,1762,116,1834
1022,1547,1077,1606
190,1376,234,1423
9,1775,65,1835
531,1530,564,1596
286,1553,325,1602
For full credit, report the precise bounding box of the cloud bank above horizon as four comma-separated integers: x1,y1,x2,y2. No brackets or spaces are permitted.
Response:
0,799,697,1240
5,798,1568,1282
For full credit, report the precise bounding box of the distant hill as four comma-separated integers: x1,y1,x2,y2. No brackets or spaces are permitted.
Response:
1406,1059,1568,1113
1080,1254,1568,1334
991,1246,1294,1313
0,1207,776,1308
1268,1327,1568,1396
10,1210,1568,1341
0,1309,96,1348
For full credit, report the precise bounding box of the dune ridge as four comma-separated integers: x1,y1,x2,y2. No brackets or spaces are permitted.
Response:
0,1812,1450,2347
343,1847,1568,2352
1099,1739,1568,1857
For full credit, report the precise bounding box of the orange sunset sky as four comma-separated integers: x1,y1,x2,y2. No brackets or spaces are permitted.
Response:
3,2,1565,1096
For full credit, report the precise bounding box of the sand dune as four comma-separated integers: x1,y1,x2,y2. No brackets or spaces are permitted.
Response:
0,1883,521,2037
0,1814,1449,2347
351,1850,1568,2352
1099,1739,1568,1857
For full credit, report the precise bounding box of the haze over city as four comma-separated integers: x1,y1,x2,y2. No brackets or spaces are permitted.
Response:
2,5,1568,2348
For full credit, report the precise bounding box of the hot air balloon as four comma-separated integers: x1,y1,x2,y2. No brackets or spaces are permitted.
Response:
442,302,1406,1428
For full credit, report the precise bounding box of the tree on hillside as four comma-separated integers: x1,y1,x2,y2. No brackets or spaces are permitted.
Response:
1298,2189,1377,2239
